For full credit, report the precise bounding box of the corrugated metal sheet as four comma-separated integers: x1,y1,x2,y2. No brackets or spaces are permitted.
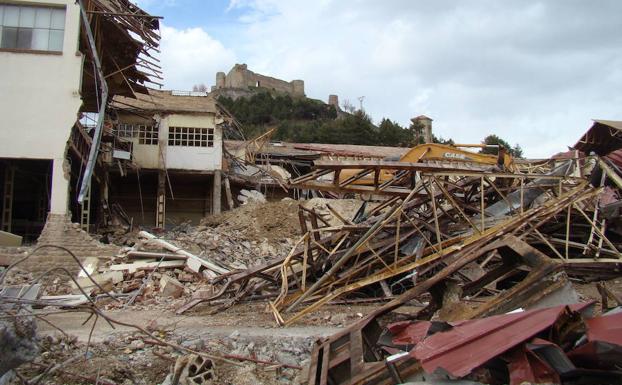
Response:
585,311,622,345
605,149,622,170
389,320,433,346
411,303,591,377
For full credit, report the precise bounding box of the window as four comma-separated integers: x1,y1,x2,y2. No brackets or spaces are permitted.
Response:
113,123,158,145
0,4,65,52
138,125,158,145
168,127,214,147
114,123,137,138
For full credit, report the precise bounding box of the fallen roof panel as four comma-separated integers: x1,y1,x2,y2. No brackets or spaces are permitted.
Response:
411,303,592,378
574,119,622,155
585,311,622,346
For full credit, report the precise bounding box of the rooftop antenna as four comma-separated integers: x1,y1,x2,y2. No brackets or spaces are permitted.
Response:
357,96,365,111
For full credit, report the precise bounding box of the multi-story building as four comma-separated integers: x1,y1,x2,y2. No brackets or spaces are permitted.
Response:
0,0,160,241
108,89,234,227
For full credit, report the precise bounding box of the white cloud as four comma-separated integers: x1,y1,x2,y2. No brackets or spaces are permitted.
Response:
158,25,237,91
148,1,622,158
217,0,622,157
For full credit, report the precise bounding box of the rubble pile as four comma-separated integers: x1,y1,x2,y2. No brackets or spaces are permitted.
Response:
55,198,370,311
3,146,622,384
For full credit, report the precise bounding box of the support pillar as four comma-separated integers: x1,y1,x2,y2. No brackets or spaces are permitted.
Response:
49,159,69,215
224,175,234,210
156,169,166,228
213,170,222,215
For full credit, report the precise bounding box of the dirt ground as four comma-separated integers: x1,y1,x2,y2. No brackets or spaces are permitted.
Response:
202,200,302,242
9,302,379,385
7,278,622,385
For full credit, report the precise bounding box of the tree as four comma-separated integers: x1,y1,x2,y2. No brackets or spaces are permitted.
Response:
405,120,425,145
480,134,524,158
192,83,208,92
511,143,524,158
377,118,412,147
341,99,356,114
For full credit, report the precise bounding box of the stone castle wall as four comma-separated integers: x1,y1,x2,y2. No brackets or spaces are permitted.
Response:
214,64,305,97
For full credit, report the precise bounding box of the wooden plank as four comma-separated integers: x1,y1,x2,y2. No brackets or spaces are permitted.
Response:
109,260,185,272
127,251,188,260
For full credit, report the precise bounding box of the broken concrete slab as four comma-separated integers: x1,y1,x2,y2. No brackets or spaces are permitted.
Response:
77,257,101,278
0,231,21,247
139,230,229,277
160,275,184,298
70,271,124,295
109,260,185,273
39,294,90,307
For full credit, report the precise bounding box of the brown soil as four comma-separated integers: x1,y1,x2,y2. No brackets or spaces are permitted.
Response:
202,200,302,242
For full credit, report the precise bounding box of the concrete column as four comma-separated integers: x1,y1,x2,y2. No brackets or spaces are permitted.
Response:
49,158,69,215
212,170,222,215
156,170,166,228
156,115,167,228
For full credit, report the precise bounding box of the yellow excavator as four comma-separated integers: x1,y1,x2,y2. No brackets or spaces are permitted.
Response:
338,143,515,185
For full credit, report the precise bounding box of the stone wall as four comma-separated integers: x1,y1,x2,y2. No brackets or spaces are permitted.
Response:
215,64,305,97
12,213,119,274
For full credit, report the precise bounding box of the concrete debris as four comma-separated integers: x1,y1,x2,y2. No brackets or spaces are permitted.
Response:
160,275,185,298
0,231,22,247
5,138,622,385
0,307,38,379
160,354,217,385
237,189,267,204
70,271,124,295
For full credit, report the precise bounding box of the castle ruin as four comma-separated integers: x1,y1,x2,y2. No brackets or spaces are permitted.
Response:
213,64,305,97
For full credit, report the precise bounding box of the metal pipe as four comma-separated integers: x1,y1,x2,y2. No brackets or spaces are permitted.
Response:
77,0,109,203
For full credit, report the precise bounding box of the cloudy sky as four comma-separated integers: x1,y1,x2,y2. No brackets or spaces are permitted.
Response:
136,0,622,158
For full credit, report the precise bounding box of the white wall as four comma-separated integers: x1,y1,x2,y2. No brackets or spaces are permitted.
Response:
0,0,83,159
0,0,83,214
126,113,223,172
164,114,222,171
132,143,160,169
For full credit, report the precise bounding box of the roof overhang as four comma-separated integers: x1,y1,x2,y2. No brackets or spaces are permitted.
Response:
574,119,622,155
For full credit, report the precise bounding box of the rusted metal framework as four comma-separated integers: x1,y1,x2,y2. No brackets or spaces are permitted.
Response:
176,159,622,321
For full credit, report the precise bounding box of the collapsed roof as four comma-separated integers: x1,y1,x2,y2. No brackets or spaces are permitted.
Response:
574,119,622,155
112,90,218,114
79,0,161,112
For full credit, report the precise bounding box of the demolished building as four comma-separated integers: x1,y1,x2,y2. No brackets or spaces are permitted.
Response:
0,0,160,243
109,89,236,228
0,3,622,382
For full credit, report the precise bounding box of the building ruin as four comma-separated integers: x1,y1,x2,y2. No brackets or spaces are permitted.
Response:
213,63,305,97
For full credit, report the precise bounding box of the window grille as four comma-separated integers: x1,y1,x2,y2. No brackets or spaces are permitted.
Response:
168,127,213,147
113,124,158,145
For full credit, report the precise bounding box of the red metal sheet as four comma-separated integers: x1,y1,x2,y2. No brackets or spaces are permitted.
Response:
605,149,622,170
585,311,622,345
568,340,622,370
389,320,433,346
411,303,591,377
506,345,560,385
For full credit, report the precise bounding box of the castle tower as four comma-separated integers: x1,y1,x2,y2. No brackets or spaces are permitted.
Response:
215,72,226,89
328,94,339,108
291,80,305,97
411,115,433,144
